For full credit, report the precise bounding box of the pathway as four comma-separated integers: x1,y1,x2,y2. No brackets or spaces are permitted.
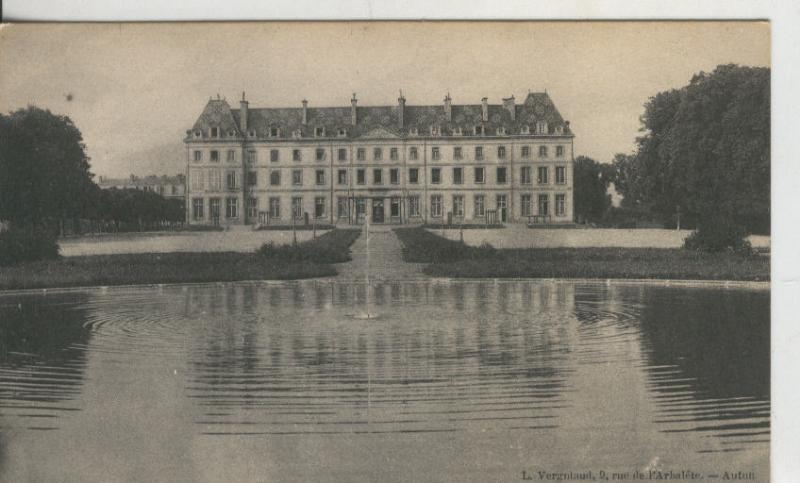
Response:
335,226,427,281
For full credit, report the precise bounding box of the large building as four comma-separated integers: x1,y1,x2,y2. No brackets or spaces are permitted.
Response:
98,174,186,201
184,91,574,226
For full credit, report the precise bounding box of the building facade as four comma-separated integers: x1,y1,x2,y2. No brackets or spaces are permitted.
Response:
184,92,574,226
98,174,186,201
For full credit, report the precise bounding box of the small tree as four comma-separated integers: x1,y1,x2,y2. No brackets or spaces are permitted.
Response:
573,156,612,224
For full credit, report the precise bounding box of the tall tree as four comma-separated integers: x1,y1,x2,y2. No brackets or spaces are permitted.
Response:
573,156,612,223
0,106,96,228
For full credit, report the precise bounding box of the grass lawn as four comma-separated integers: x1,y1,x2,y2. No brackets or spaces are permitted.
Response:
0,229,362,291
394,227,769,281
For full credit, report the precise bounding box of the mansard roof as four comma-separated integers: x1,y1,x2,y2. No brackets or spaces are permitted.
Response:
186,92,572,141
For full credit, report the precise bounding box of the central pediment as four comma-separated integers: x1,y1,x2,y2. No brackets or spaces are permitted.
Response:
358,127,400,139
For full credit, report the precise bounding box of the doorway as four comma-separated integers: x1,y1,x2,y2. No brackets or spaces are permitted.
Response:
372,198,385,224
496,195,507,222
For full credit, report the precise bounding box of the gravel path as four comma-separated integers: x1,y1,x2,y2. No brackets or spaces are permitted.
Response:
335,226,427,281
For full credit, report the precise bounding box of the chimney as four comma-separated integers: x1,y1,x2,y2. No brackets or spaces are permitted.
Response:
351,93,358,126
444,93,452,123
240,91,249,132
481,97,488,122
397,90,406,128
302,99,308,125
502,96,515,121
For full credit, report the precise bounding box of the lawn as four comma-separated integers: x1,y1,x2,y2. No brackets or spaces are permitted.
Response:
0,229,362,291
394,227,769,281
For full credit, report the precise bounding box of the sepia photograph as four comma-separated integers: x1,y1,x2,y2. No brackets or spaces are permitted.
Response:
0,21,772,481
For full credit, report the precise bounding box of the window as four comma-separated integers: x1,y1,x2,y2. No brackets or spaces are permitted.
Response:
292,129,302,139
357,148,366,161
538,166,549,184
409,127,419,136
356,169,366,185
355,198,366,217
209,198,220,220
454,147,463,160
474,195,485,217
247,171,257,187
474,125,484,136
292,170,302,186
390,147,398,161
338,128,348,137
556,145,565,157
430,195,442,218
192,198,204,220
539,146,548,158
521,146,530,158
431,147,440,160
208,170,221,191
316,148,325,161
206,150,215,163
497,126,507,135
555,125,564,135
315,197,326,218
496,167,507,184
431,168,441,184
226,197,238,219
430,126,440,136
391,197,401,218
536,121,548,134
314,126,325,137
248,198,258,219
194,150,203,162
269,197,281,219
409,147,418,160
373,169,382,185
337,169,347,185
269,127,279,137
453,167,463,185
453,127,463,136
316,169,325,185
408,196,420,217
211,127,219,138
556,166,566,184
248,129,256,138
338,148,347,161
521,194,532,217
555,194,566,216
270,149,279,162
270,170,281,186
390,168,399,185
409,168,419,184
538,194,549,216
521,125,531,135
521,166,532,185
475,146,484,160
373,148,382,161
292,197,303,219
226,171,237,190
474,167,485,184
497,146,506,159
293,149,302,162
453,195,464,217
337,197,349,218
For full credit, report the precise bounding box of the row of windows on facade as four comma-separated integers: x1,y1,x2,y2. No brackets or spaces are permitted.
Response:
193,144,567,164
191,193,567,221
191,165,568,191
203,122,561,140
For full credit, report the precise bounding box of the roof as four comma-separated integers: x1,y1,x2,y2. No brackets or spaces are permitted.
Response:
186,92,572,141
97,174,185,188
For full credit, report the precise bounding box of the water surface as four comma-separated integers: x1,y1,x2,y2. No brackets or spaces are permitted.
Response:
0,281,769,482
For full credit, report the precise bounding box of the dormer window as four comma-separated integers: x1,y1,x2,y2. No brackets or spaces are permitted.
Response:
228,130,236,137
314,126,325,137
248,129,256,138
520,125,531,135
555,125,564,135
497,126,507,135
194,130,201,138
338,128,348,137
430,126,440,136
269,127,280,137
211,127,219,138
409,127,419,136
292,129,302,139
536,121,548,134
474,125,485,136
453,127,463,136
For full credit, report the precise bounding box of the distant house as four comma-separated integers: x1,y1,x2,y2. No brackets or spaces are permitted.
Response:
97,174,186,201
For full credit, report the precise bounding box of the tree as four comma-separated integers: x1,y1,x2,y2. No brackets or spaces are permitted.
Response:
0,106,96,229
614,64,770,247
573,156,612,224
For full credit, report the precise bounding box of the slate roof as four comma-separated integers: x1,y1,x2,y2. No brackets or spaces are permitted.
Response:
186,92,572,141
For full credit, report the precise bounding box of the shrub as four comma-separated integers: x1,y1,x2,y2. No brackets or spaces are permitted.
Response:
684,220,752,254
256,229,361,264
394,227,497,263
0,225,60,266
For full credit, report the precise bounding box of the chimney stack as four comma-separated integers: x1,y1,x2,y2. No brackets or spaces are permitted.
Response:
444,93,452,123
351,93,358,126
481,97,488,122
502,96,515,121
240,91,249,132
302,99,308,125
397,90,406,128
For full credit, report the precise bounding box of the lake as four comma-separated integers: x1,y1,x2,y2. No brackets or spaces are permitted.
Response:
0,280,769,482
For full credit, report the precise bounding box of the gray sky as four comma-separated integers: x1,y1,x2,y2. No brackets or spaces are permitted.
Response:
0,21,769,178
